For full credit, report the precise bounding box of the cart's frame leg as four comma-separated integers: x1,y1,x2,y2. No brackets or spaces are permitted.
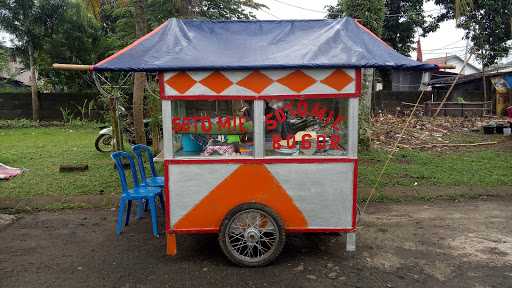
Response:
346,232,356,252
167,233,177,256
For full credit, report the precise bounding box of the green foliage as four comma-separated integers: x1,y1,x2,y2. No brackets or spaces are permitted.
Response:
327,0,440,56
434,0,512,66
36,1,104,90
0,44,8,73
326,0,385,35
382,0,439,55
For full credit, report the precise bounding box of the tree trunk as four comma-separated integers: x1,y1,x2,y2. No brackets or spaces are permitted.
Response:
28,44,39,121
482,65,488,115
175,0,195,17
133,0,147,144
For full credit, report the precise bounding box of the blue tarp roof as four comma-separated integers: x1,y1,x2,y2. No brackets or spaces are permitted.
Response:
93,18,437,72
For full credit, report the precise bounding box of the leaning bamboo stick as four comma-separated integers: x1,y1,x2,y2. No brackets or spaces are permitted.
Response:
52,63,92,71
398,141,497,148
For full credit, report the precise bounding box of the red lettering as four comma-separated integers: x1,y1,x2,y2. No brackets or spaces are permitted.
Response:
192,116,202,133
172,117,182,132
217,116,231,130
275,109,286,123
181,117,191,132
317,134,327,150
310,103,327,120
296,100,308,117
238,116,246,133
265,113,277,130
286,135,296,149
330,134,341,150
300,133,312,150
323,111,335,127
200,116,212,133
272,134,282,150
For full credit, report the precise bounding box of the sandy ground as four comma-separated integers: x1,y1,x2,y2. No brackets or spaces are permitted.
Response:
1,198,512,288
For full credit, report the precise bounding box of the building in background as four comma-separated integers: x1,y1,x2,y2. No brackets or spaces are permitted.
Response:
424,55,481,75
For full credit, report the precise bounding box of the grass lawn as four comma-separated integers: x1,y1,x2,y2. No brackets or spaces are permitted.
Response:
1,127,119,198
1,127,512,202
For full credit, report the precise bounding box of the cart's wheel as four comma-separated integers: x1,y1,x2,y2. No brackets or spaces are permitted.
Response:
219,203,285,267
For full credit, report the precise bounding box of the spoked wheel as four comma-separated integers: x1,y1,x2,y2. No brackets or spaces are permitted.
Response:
95,134,113,152
219,203,285,267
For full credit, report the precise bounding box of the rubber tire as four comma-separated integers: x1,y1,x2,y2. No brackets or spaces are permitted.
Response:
218,203,286,267
95,134,113,152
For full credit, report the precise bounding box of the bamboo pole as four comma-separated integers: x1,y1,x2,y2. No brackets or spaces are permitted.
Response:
52,64,92,71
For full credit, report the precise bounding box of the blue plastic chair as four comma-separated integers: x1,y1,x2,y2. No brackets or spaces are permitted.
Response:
132,144,164,188
132,144,165,216
111,151,162,237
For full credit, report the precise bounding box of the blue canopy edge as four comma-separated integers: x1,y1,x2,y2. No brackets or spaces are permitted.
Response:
93,18,437,72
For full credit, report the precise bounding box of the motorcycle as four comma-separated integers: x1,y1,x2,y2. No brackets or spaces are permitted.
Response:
95,107,155,152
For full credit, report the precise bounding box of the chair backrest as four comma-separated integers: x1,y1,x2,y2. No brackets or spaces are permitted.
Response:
132,144,157,183
111,151,140,193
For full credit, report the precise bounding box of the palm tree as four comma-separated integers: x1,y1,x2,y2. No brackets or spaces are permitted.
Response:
454,0,473,21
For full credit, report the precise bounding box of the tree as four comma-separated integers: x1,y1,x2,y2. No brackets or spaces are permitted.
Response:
326,0,385,35
434,0,512,67
327,0,439,56
37,1,103,91
0,0,66,121
132,0,148,144
381,0,439,55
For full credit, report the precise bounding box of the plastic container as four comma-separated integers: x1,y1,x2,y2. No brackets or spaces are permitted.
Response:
504,127,511,136
181,134,204,152
496,124,505,134
483,125,495,135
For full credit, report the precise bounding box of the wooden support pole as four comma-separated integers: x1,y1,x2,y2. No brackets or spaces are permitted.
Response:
52,64,92,71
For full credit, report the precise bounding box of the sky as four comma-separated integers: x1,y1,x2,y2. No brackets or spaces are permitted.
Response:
253,0,512,68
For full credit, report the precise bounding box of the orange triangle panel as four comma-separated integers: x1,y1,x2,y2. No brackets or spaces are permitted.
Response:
174,164,308,230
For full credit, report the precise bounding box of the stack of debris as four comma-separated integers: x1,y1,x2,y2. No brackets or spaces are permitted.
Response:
369,115,496,151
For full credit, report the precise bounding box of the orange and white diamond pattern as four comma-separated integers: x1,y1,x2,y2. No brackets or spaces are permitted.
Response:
163,68,357,97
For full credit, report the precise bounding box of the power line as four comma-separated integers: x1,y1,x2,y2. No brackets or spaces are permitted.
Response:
259,8,281,20
268,0,442,18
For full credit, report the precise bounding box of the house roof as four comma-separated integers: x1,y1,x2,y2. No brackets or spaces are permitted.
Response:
424,55,480,72
428,70,511,87
93,18,437,72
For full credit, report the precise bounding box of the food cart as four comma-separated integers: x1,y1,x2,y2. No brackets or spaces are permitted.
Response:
70,18,436,266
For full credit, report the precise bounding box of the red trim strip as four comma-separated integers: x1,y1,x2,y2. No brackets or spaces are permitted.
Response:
160,93,360,101
173,228,219,234
164,159,171,233
168,158,356,165
352,159,358,230
93,21,168,70
355,20,392,49
355,68,362,96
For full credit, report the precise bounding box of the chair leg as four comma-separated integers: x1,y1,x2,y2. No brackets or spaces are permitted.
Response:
125,200,132,226
116,198,127,236
148,197,159,238
158,193,165,216
136,200,144,220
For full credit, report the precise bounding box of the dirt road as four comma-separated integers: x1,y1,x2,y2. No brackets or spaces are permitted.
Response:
1,199,511,288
